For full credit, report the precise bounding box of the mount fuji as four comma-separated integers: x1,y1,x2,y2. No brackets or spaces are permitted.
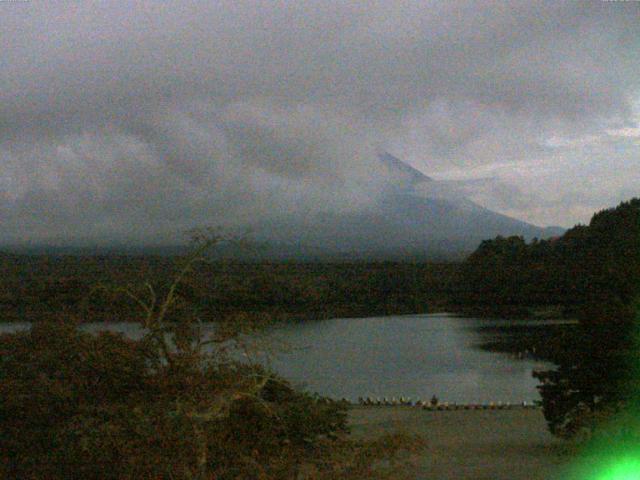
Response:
244,152,564,260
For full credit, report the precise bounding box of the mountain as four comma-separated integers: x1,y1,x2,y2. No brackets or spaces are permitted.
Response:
378,152,433,185
6,153,563,260
242,153,564,260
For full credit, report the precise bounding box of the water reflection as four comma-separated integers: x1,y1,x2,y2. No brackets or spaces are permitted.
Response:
257,314,552,403
0,314,553,403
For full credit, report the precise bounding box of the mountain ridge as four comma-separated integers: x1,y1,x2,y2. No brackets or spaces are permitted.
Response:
240,153,565,259
2,153,564,260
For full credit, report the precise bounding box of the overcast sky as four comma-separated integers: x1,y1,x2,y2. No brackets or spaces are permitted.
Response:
1,1,639,245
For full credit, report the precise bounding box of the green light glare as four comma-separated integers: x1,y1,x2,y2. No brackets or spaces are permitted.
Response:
563,303,640,480
567,441,640,480
593,457,640,480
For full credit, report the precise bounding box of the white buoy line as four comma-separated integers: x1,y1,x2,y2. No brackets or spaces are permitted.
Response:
345,397,542,410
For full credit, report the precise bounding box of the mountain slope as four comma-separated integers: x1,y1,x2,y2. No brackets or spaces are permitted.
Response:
244,153,564,259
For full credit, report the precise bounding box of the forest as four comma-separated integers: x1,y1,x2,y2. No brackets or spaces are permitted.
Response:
0,256,459,324
457,198,640,438
456,198,640,319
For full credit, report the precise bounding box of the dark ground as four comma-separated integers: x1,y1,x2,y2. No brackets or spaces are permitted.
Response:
348,406,574,480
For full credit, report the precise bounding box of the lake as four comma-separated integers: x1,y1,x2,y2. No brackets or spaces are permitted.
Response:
0,313,555,404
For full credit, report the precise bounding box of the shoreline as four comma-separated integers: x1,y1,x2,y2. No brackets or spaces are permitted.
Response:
350,399,541,410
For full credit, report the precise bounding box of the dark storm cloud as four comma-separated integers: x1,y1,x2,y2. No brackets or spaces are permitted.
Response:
0,1,639,242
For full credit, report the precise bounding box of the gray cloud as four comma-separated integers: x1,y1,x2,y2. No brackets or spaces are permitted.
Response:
0,1,639,243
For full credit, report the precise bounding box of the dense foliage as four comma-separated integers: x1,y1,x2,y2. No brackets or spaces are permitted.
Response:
0,320,360,479
0,240,425,479
456,235,576,317
0,257,458,324
459,198,640,438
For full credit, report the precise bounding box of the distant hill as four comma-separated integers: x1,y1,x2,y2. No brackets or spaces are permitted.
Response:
0,244,188,257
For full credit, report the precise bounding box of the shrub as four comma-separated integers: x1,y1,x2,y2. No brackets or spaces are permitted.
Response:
0,232,424,479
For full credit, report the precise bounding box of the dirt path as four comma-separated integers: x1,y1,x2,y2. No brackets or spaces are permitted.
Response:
348,406,572,480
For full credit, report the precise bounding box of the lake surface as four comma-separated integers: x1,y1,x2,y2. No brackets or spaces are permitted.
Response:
0,313,554,404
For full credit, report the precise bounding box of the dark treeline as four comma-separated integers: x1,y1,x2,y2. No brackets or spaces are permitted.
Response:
458,198,640,438
455,198,640,319
0,256,459,324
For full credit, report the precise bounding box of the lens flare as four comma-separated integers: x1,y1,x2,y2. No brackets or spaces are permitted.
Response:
593,457,640,480
563,304,640,480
